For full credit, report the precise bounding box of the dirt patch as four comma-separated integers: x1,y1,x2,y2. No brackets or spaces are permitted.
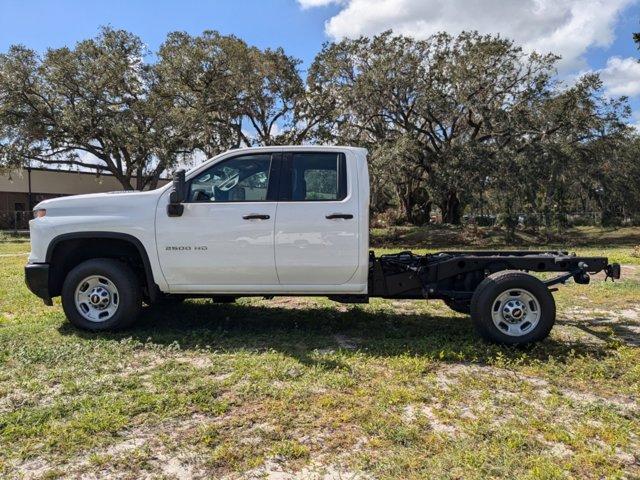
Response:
176,355,214,369
541,439,574,459
267,297,315,309
160,455,197,480
229,459,370,480
13,458,50,480
619,309,639,320
559,305,640,346
433,362,639,415
11,414,211,479
402,404,459,436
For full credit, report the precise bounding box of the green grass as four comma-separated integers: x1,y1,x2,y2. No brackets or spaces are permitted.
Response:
0,235,639,479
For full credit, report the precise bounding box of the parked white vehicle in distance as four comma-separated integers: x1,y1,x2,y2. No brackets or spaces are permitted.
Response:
25,146,620,345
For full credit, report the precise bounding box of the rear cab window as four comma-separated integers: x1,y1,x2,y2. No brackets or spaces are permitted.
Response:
281,152,347,201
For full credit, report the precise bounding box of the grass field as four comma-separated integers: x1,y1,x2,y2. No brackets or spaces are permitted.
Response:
1,230,639,479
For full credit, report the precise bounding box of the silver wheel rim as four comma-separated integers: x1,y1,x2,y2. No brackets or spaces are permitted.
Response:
74,275,120,322
491,288,541,337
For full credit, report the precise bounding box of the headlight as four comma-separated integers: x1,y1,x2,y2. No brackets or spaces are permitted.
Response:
33,209,47,219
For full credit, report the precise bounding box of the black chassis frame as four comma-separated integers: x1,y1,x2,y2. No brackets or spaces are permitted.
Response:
367,250,621,302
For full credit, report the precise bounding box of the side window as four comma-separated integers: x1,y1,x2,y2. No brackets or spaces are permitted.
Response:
289,153,347,201
188,154,272,202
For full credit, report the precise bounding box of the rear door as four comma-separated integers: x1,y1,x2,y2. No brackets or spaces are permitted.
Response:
274,151,359,285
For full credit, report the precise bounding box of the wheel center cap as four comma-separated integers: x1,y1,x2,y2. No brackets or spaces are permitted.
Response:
503,300,526,323
88,287,110,308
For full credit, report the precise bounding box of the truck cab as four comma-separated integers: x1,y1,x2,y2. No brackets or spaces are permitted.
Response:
24,146,620,345
155,146,369,294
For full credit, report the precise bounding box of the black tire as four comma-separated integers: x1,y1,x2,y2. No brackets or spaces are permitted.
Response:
444,299,471,315
61,258,142,331
470,270,555,345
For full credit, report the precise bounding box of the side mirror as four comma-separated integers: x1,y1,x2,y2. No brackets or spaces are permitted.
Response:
167,169,186,217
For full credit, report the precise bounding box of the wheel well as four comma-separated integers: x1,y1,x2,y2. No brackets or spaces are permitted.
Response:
48,236,153,298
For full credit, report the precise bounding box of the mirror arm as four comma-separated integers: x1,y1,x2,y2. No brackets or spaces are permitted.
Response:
173,170,186,202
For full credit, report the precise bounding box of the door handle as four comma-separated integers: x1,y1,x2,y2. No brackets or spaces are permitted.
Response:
243,214,270,220
326,213,353,219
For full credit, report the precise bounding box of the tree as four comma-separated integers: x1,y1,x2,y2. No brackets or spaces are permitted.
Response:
308,31,559,224
155,31,323,152
242,47,322,145
154,31,249,156
307,33,437,220
492,73,630,230
0,27,194,190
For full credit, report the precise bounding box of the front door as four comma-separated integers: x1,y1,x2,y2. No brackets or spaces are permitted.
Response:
274,152,359,285
156,153,280,287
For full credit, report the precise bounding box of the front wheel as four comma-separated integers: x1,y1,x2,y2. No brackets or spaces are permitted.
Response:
470,271,555,345
61,259,142,331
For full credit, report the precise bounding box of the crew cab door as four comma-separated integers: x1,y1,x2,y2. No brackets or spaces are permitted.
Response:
156,153,281,288
274,151,359,285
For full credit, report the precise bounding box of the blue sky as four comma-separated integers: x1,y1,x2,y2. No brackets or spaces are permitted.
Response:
0,0,334,66
1,0,639,118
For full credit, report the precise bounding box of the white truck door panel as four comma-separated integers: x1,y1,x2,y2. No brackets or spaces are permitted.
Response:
275,152,359,285
156,153,279,286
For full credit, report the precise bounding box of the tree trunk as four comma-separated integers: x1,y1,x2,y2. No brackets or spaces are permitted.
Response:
441,191,462,225
149,175,159,190
601,205,622,227
399,194,415,225
395,183,414,225
135,170,144,191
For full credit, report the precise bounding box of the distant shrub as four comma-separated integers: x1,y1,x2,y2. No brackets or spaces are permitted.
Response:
522,214,541,230
623,216,640,227
569,217,594,227
497,213,518,231
475,215,496,227
553,211,569,229
371,209,407,228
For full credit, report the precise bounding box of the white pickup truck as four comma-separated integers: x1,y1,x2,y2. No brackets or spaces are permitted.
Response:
25,146,620,344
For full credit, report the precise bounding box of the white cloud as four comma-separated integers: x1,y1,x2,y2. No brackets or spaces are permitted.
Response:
301,0,636,72
297,0,343,8
598,56,640,96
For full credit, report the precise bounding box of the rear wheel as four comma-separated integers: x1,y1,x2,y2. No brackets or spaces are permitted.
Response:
470,271,555,345
61,259,142,331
